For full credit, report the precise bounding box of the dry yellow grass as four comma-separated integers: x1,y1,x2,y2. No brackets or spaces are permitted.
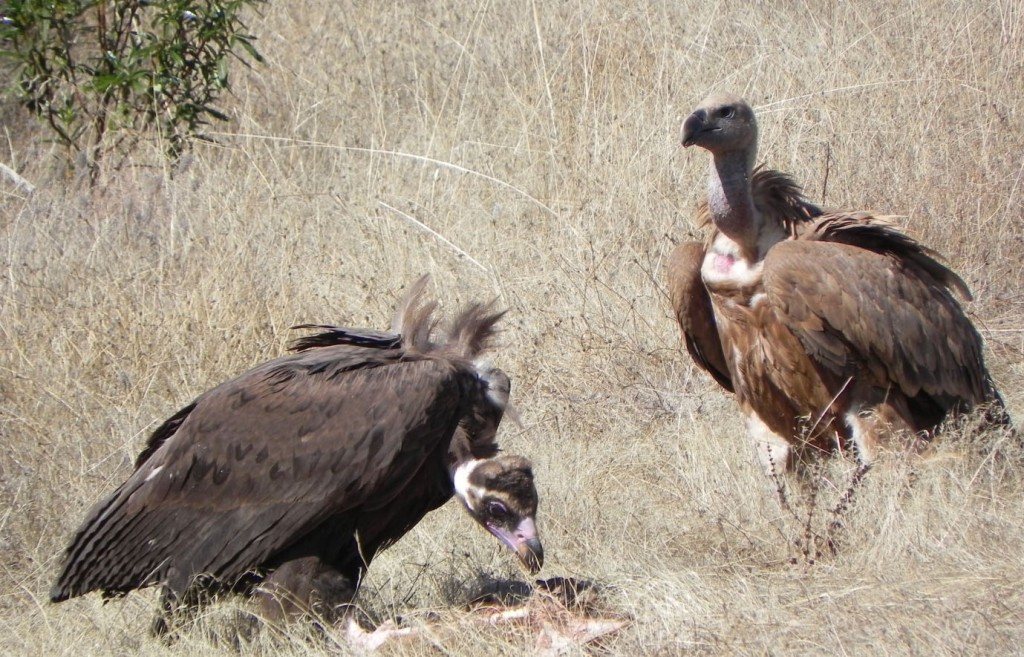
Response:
2,1,1024,654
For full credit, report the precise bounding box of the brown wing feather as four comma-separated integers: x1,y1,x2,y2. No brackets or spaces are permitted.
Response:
666,241,733,392
763,215,991,408
51,345,476,601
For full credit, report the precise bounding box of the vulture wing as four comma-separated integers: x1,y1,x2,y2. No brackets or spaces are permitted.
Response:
666,240,733,392
287,325,403,352
51,344,478,601
762,214,990,407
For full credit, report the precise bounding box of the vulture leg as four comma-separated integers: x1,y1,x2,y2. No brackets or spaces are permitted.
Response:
746,412,794,478
254,519,368,626
150,587,178,638
149,580,218,639
256,553,363,626
827,462,873,534
745,413,803,511
844,393,929,465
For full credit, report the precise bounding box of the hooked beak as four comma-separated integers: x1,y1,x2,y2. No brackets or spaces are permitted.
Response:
681,110,707,147
487,517,544,574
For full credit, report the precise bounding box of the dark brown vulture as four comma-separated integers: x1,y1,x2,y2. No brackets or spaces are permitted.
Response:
50,276,543,631
668,92,1009,476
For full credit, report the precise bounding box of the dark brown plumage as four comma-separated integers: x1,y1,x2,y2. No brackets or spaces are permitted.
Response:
51,276,543,629
669,92,1009,474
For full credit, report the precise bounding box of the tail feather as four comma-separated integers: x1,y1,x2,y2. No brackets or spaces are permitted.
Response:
287,326,402,352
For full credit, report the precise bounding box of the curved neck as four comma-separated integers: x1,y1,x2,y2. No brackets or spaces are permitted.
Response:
707,150,759,253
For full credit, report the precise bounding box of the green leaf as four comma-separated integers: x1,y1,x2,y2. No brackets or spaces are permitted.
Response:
234,35,264,63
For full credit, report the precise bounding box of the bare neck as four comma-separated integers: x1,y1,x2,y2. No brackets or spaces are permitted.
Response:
707,149,759,255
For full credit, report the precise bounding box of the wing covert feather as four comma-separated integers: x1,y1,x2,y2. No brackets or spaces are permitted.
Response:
763,238,988,404
53,345,474,598
667,240,733,392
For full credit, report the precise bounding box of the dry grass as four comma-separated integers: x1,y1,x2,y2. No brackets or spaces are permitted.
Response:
2,1,1024,654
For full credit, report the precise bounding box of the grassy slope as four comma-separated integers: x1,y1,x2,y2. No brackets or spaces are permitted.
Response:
2,1,1023,654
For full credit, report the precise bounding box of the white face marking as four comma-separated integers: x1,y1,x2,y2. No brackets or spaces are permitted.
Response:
453,459,486,510
144,465,164,482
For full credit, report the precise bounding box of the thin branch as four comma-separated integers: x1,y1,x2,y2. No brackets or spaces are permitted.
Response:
377,201,489,274
754,78,957,113
0,162,35,194
206,131,558,217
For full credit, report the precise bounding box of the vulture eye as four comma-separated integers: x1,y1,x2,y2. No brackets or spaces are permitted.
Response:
720,106,736,119
486,500,510,519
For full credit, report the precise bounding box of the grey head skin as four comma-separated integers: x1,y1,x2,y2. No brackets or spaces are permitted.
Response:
680,91,758,158
680,93,764,251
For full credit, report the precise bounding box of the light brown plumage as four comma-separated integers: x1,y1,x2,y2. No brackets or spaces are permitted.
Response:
51,276,543,631
666,241,733,392
670,92,1009,474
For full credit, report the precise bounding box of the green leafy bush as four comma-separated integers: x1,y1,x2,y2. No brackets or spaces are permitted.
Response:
0,0,264,171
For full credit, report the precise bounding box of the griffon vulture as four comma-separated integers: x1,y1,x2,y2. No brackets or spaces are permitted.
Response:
668,92,1009,476
51,276,543,631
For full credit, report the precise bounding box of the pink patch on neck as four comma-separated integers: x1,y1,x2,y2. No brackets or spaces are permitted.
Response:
713,253,735,273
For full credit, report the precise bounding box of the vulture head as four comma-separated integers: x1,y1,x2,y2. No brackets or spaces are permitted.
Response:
454,454,543,574
680,92,764,248
681,92,758,160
